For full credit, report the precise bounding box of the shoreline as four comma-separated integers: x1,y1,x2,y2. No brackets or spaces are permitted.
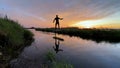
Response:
35,28,120,43
0,18,34,68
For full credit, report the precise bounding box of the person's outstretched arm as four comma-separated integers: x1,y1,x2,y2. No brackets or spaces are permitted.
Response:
60,18,63,20
53,18,55,23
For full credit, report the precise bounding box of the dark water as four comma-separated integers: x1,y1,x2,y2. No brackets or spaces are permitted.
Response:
11,29,120,68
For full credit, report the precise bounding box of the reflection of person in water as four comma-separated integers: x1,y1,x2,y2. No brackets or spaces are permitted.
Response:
53,15,63,29
53,34,63,53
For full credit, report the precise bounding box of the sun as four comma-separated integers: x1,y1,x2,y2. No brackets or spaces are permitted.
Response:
85,26,91,28
80,21,93,28
70,20,101,28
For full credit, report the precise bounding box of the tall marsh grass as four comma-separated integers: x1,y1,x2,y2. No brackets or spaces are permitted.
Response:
0,17,34,68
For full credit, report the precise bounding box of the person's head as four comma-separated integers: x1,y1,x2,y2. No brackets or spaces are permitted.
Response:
56,15,58,17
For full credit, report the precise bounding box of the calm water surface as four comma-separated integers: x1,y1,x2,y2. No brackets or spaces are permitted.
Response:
11,29,120,68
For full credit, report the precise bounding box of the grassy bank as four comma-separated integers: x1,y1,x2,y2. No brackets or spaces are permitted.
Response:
0,17,34,68
35,28,120,43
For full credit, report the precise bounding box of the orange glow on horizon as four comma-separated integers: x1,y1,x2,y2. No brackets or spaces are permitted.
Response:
69,20,120,29
70,20,100,28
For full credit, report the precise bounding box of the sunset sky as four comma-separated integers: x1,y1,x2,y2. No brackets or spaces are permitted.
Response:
0,0,120,28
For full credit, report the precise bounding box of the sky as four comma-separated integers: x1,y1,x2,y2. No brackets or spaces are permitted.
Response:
0,0,120,28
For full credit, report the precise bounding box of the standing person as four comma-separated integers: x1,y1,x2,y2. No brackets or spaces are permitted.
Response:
53,15,63,29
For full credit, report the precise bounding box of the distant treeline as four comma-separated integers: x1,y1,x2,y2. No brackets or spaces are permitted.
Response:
35,28,120,43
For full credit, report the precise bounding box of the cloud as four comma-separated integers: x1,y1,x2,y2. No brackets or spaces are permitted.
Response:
0,0,120,27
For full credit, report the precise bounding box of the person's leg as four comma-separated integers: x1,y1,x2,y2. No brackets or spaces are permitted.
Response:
56,23,59,29
58,23,60,29
55,23,57,29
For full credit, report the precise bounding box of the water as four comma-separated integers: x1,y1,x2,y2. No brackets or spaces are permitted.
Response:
10,29,120,68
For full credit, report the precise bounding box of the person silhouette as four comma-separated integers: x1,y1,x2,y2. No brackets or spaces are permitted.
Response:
53,15,63,29
53,33,63,53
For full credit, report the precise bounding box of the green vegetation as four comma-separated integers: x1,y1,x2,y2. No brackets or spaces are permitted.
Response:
45,51,73,68
46,51,56,62
36,28,120,43
0,17,34,68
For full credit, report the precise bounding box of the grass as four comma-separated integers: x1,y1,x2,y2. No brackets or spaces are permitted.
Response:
0,18,34,46
46,51,56,62
0,17,34,68
45,51,73,68
35,28,120,43
52,62,73,68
